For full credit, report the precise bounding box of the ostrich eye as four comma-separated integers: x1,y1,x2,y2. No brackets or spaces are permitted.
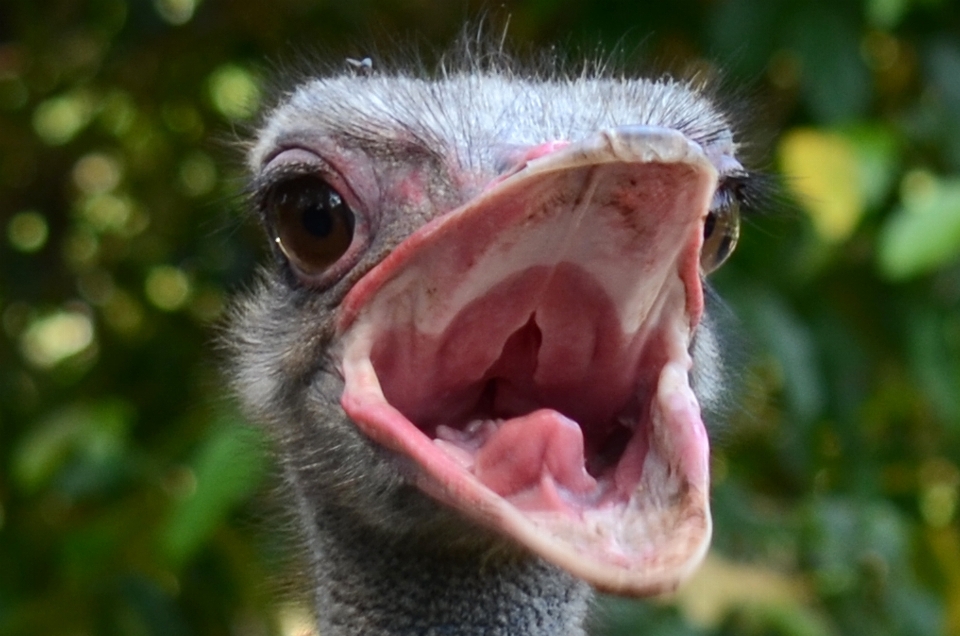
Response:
268,175,356,277
700,195,740,274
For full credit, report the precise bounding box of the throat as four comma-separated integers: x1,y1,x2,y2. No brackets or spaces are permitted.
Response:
305,499,591,636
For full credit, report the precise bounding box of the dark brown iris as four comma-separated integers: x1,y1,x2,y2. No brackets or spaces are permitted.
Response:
269,175,355,277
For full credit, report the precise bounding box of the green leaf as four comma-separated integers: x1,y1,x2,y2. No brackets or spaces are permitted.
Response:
779,128,864,243
845,124,900,210
160,417,268,566
866,0,910,28
878,175,960,279
12,400,132,494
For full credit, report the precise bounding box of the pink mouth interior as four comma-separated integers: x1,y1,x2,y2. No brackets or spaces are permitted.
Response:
337,128,718,593
370,262,671,513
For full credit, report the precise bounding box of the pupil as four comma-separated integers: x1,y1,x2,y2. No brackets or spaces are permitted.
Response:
302,205,332,237
300,190,340,237
703,212,716,239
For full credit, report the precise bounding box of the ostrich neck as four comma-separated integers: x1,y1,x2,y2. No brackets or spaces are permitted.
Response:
290,477,591,635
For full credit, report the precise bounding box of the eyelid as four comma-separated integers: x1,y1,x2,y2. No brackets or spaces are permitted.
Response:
710,184,737,213
260,146,370,204
256,161,334,211
255,152,372,289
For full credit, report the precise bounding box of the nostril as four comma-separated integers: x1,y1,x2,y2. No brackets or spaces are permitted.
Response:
492,141,572,177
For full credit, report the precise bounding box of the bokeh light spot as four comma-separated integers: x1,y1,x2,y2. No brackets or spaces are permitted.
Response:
8,211,49,253
900,169,937,206
162,102,204,137
163,466,199,499
32,93,94,145
21,310,95,369
208,65,261,120
102,290,145,337
80,193,133,232
921,483,958,528
178,152,217,197
99,90,138,137
278,604,319,636
62,229,100,269
154,0,200,25
188,286,225,323
73,153,123,195
919,458,959,528
767,50,802,90
145,266,192,311
861,31,901,71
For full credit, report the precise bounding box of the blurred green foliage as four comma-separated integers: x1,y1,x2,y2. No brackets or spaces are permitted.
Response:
2,1,960,634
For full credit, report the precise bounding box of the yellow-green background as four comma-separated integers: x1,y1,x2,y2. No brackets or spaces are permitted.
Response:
2,1,960,634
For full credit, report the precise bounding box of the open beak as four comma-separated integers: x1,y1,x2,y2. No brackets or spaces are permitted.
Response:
337,125,716,595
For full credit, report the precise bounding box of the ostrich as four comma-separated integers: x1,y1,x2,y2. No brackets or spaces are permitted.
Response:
230,46,762,635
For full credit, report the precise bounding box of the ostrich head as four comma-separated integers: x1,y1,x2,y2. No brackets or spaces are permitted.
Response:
231,47,762,632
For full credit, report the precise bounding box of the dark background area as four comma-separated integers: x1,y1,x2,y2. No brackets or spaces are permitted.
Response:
2,1,960,634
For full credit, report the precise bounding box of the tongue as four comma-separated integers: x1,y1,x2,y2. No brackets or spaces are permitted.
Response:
474,409,599,511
